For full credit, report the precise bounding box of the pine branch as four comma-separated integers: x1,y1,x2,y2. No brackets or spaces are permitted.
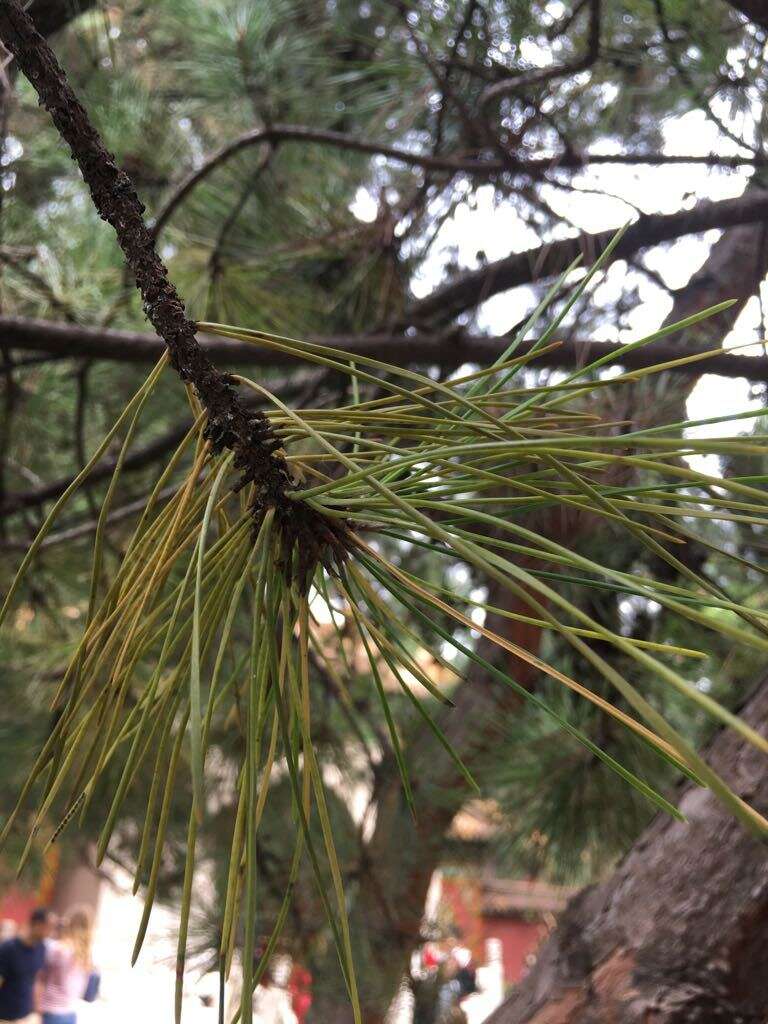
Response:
0,421,188,518
0,484,178,552
480,0,602,108
3,315,768,379
0,369,317,520
0,0,292,511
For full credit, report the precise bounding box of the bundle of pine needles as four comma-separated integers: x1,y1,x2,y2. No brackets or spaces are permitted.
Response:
3,249,768,1023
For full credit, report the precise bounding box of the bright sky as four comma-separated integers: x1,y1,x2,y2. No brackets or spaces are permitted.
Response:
353,103,767,477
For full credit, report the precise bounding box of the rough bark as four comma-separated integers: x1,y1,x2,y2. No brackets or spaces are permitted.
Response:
627,211,768,434
487,673,768,1024
0,0,355,573
660,219,768,348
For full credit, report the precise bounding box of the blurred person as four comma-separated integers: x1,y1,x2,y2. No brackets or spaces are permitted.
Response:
0,907,52,1022
287,963,311,1024
37,906,98,1024
421,943,443,971
453,950,477,1003
435,941,478,1024
251,968,296,1024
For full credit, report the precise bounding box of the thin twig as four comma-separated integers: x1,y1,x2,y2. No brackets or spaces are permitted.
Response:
0,484,178,552
480,0,602,109
0,248,78,320
150,124,767,240
0,368,319,520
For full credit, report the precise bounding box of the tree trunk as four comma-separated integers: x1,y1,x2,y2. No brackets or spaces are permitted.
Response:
646,215,768,419
28,0,97,38
487,673,768,1024
306,580,548,1023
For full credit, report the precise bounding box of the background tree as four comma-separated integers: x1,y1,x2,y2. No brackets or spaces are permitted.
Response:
2,2,768,1022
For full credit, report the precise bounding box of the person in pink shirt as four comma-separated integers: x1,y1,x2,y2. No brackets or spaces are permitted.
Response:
37,907,95,1024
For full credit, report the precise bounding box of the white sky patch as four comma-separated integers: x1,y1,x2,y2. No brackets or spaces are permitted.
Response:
448,563,470,587
723,293,768,355
347,90,765,478
518,36,556,69
685,372,764,475
469,604,486,631
414,107,763,474
308,583,345,626
350,185,378,223
1,135,22,165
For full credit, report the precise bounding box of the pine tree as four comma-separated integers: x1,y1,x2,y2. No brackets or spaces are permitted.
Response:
1,3,768,1022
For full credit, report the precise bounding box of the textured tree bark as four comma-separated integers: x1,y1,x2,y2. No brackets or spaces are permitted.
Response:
0,0,357,571
486,672,768,1024
659,219,768,350
628,211,768,434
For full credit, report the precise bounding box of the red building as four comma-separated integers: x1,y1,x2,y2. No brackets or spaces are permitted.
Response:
0,886,37,928
439,803,575,987
440,874,572,985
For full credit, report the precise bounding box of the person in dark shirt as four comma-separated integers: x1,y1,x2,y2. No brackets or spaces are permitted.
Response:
0,907,53,1022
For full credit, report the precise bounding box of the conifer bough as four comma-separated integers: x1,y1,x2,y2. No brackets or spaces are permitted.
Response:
0,0,345,576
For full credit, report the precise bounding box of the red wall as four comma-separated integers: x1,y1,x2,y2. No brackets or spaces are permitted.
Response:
0,887,36,926
440,877,485,957
481,915,547,985
440,878,549,985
